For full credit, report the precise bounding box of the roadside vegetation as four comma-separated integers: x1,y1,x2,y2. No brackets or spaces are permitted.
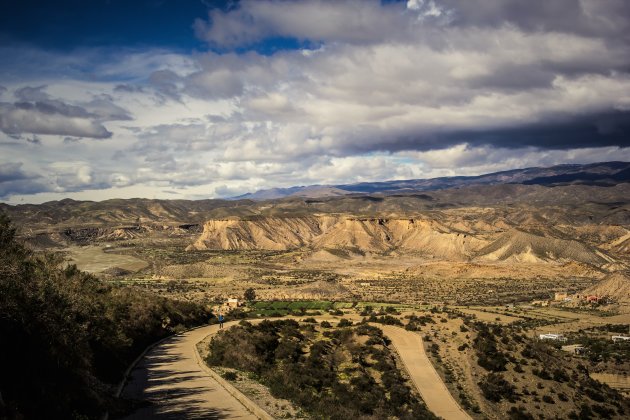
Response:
205,319,438,419
0,215,211,419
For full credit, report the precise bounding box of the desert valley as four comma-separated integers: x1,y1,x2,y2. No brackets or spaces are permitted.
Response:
2,1,630,418
2,162,629,419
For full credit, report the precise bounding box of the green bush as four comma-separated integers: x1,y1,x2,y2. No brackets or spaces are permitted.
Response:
337,318,353,327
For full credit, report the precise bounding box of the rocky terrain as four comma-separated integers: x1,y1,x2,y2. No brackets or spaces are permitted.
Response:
582,272,630,304
0,161,628,306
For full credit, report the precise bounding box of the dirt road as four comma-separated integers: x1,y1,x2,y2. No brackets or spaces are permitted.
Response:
121,323,258,420
380,325,472,420
121,320,469,420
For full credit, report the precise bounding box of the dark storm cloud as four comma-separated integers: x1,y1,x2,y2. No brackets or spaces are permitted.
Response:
411,111,630,152
0,162,50,198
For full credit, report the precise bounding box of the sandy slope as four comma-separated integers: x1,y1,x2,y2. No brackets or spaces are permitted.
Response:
189,216,486,260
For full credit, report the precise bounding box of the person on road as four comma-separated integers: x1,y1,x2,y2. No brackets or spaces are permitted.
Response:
218,313,224,329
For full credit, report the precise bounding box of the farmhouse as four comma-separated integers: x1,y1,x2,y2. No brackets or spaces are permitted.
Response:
225,298,241,308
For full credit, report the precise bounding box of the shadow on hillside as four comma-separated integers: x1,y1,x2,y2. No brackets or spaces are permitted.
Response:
117,336,234,419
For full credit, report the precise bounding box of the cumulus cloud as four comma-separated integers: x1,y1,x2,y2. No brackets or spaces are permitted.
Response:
194,0,411,48
0,101,113,138
3,0,630,202
0,87,133,139
182,0,630,158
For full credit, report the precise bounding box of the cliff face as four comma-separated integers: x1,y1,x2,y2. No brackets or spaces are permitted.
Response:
188,216,487,259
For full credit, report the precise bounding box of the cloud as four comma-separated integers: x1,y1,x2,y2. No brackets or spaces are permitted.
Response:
0,87,133,139
437,0,630,42
0,101,113,138
2,0,630,202
195,0,630,49
82,96,133,121
14,85,50,101
194,0,411,48
0,162,51,198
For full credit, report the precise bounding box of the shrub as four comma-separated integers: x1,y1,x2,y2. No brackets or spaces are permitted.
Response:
533,368,551,380
222,371,238,381
507,406,534,419
479,373,516,402
542,395,555,404
337,318,353,327
552,368,569,382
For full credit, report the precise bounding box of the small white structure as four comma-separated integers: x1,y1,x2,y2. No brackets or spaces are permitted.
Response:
554,292,568,301
539,333,568,342
225,298,241,308
612,335,630,342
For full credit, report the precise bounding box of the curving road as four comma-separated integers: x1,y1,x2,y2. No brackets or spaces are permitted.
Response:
121,320,470,420
121,322,258,420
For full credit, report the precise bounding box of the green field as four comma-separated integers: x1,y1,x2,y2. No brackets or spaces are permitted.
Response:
250,300,417,314
252,300,338,311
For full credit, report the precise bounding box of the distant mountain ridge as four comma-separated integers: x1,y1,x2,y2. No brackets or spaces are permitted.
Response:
234,161,630,200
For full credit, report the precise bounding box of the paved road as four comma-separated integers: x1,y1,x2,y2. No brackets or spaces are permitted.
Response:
380,325,472,420
121,320,470,420
121,322,257,420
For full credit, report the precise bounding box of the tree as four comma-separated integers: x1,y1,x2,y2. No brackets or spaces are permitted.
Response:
244,287,256,302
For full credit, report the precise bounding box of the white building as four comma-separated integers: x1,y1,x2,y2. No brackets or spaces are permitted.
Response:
539,333,568,342
612,335,630,342
225,298,240,308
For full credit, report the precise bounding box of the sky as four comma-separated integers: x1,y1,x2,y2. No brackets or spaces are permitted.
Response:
1,0,629,204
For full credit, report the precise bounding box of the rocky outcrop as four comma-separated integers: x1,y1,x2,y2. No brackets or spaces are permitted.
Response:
188,216,487,260
475,229,611,265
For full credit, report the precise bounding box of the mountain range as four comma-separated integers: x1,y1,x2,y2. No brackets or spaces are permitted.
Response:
234,161,630,200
